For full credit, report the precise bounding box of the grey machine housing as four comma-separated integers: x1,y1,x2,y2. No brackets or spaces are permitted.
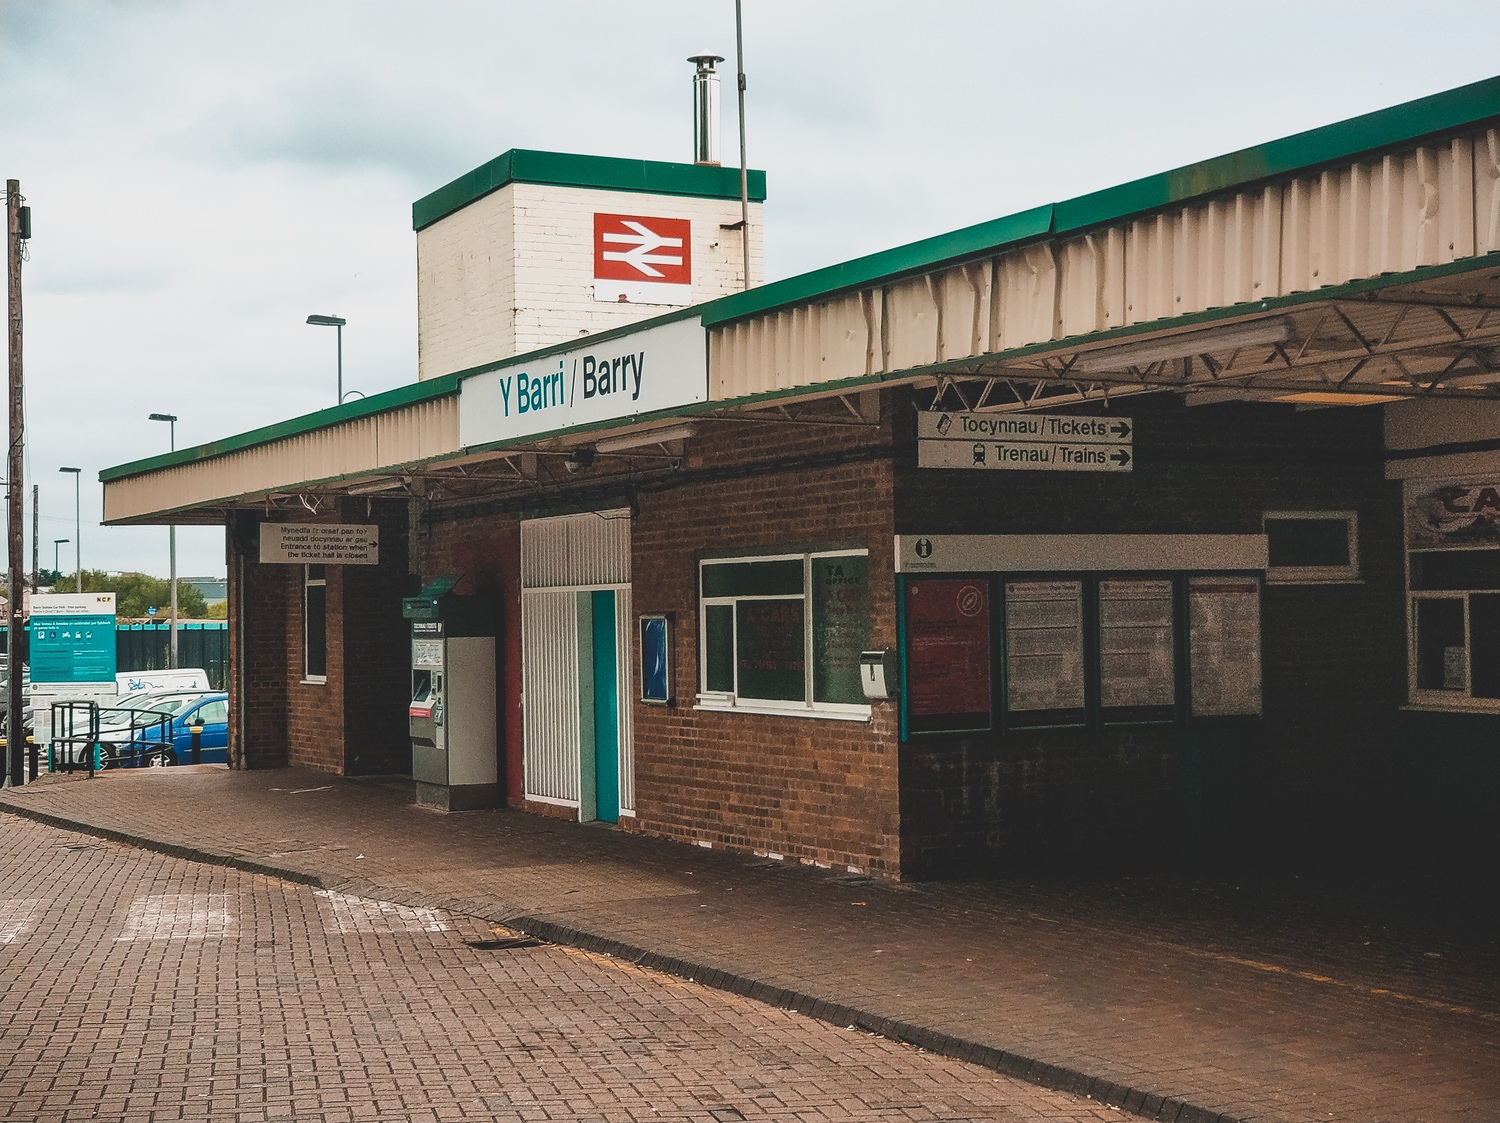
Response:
404,577,498,811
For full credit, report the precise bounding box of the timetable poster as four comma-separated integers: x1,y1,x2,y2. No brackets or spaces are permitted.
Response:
904,579,991,729
1004,580,1086,714
1098,579,1175,709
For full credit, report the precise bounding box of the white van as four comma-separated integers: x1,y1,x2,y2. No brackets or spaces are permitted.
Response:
116,669,212,697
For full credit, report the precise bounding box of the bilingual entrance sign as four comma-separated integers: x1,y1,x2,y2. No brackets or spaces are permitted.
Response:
28,592,117,685
459,316,707,447
917,411,1133,472
260,523,379,565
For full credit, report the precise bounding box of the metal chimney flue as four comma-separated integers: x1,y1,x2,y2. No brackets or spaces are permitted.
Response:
688,53,724,166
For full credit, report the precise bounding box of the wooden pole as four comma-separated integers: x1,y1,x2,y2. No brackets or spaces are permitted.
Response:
6,180,26,788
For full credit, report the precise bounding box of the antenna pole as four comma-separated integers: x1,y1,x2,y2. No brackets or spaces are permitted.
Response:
735,0,750,291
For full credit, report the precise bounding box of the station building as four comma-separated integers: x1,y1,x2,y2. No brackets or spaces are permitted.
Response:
100,77,1500,877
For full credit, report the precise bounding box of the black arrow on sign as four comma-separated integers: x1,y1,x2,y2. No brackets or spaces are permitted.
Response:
1110,448,1131,467
1111,421,1131,438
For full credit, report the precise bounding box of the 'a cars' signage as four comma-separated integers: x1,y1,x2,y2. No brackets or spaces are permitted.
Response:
459,316,707,447
260,524,379,565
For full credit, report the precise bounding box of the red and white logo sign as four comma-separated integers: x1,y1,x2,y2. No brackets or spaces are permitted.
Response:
593,213,693,306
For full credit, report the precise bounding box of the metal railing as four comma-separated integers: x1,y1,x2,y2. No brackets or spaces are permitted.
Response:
49,701,175,773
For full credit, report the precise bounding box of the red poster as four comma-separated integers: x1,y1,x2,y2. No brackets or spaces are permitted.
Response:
905,579,990,719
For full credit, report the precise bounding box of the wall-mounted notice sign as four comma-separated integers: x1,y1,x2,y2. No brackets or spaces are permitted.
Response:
260,524,379,565
904,578,991,733
1004,580,1085,716
1405,480,1500,549
1189,577,1262,717
28,592,117,684
458,315,707,448
916,411,1133,472
1098,579,1175,709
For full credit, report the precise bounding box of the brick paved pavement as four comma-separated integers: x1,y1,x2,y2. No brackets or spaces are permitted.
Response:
0,813,1125,1123
2,767,1497,1123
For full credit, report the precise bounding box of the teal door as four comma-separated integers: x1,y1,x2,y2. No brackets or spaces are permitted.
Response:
590,590,620,823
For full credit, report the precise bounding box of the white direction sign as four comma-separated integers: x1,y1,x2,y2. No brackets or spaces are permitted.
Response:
261,524,379,565
917,411,1133,473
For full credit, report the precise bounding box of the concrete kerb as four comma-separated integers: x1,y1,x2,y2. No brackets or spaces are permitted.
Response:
0,799,1249,1123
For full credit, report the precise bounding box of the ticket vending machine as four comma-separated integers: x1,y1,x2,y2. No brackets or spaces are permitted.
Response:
403,577,498,811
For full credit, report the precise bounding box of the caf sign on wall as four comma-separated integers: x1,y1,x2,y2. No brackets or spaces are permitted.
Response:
593,213,692,306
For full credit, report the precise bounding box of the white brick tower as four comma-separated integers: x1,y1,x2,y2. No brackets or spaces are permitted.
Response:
414,151,766,380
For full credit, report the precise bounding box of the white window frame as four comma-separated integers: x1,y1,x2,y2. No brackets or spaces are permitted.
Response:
1405,587,1500,713
696,549,872,721
303,564,327,684
1263,510,1360,584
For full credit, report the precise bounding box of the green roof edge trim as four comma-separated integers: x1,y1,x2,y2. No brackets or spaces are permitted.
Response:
1055,74,1500,234
99,374,461,483
701,74,1500,329
413,149,768,231
700,205,1055,327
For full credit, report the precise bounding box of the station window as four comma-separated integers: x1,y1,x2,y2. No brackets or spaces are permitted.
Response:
1263,511,1359,583
901,572,1261,736
1408,549,1500,703
698,551,871,718
304,564,327,683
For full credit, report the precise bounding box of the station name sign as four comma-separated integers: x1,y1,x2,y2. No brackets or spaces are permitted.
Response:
917,411,1133,472
459,316,706,447
260,524,379,565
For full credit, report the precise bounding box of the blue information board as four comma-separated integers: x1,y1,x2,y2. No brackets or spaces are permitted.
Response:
28,593,118,684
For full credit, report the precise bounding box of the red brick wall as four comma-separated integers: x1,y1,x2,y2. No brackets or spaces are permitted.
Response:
285,559,343,772
629,406,902,875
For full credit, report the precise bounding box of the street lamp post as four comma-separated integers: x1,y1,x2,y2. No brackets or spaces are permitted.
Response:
52,538,67,577
58,467,80,591
148,414,178,668
305,314,348,405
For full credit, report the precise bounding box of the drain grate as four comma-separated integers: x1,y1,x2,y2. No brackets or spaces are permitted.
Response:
709,1110,746,1122
59,843,99,851
466,935,546,950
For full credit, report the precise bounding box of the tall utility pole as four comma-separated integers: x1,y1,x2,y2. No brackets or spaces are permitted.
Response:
30,484,37,591
734,0,750,291
7,180,28,788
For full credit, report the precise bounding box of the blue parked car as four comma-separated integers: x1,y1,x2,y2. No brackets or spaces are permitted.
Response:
94,692,229,767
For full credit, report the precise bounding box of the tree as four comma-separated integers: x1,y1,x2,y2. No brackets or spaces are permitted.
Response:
51,570,209,619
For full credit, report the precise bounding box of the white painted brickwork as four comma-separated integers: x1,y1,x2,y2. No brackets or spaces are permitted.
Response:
418,182,761,380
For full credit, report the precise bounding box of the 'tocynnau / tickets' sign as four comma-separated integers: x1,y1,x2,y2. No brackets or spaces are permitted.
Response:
458,316,706,447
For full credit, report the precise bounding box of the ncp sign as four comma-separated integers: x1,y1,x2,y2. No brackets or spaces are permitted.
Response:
459,316,706,447
593,213,693,306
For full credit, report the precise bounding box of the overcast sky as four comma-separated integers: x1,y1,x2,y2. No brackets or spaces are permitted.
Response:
3,0,1498,579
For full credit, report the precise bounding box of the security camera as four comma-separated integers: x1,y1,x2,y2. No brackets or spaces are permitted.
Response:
564,448,595,474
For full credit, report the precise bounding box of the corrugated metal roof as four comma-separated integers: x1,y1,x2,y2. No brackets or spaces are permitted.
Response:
701,75,1500,328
